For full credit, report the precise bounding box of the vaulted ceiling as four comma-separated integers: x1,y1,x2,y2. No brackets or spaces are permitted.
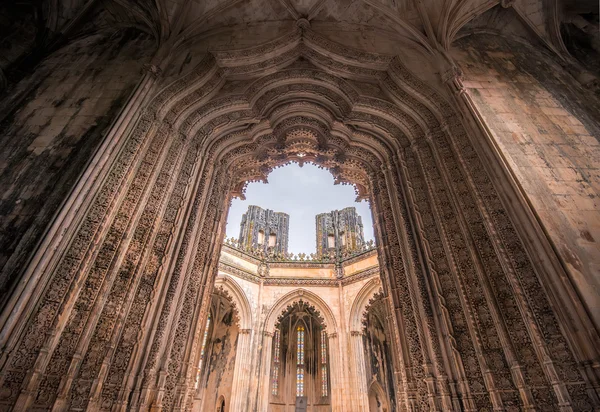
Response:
35,0,595,53
1,0,597,79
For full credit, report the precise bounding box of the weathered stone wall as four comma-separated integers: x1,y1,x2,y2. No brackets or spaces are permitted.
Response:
452,34,600,328
0,29,154,305
200,311,239,412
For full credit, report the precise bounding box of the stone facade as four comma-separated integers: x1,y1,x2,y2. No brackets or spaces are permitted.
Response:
239,205,290,254
316,207,365,258
0,1,598,411
201,243,383,411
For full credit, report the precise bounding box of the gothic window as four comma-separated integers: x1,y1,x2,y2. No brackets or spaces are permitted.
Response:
340,232,346,246
328,234,335,248
269,233,276,247
258,230,265,245
297,325,305,397
195,313,211,388
271,329,281,395
270,301,330,408
321,330,328,397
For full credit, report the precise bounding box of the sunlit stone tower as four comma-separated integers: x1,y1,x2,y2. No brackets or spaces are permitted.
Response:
315,207,365,257
238,205,289,254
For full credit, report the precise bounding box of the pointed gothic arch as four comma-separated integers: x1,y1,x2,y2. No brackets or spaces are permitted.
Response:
214,275,252,330
265,289,338,335
0,23,596,412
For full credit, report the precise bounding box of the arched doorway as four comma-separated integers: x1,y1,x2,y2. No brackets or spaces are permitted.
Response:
268,300,331,412
194,287,239,412
362,292,395,411
368,382,389,412
216,396,225,412
0,25,595,412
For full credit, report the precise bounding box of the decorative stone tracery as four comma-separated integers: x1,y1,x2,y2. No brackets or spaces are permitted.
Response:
0,23,596,412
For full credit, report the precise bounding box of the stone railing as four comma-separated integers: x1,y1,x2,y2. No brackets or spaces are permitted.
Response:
223,237,376,263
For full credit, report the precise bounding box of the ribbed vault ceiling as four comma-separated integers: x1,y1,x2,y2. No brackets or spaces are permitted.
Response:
40,0,597,57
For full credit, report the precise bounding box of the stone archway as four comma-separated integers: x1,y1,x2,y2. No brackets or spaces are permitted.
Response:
0,22,597,412
368,381,390,412
348,279,388,411
261,289,339,411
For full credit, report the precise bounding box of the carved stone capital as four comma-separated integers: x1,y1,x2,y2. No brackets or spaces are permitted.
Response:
351,330,363,337
264,331,274,337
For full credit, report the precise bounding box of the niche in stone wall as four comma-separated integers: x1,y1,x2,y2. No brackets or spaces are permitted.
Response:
270,300,331,412
362,291,395,412
194,287,240,411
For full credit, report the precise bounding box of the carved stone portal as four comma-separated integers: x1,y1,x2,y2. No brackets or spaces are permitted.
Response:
0,25,597,412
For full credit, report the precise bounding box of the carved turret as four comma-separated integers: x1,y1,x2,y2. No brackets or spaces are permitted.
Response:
238,205,289,254
315,207,365,258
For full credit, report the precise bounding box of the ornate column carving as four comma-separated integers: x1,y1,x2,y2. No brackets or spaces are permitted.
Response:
397,141,470,411
382,158,447,410
438,122,584,407
407,137,497,410
350,330,369,411
370,170,419,409
230,328,252,410
256,330,274,412
421,129,541,409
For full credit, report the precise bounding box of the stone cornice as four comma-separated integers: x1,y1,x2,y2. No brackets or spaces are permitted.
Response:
340,248,378,266
267,261,336,269
221,244,262,264
218,262,261,284
341,266,380,286
218,260,380,287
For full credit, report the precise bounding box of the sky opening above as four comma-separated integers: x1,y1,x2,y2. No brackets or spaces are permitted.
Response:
226,163,374,254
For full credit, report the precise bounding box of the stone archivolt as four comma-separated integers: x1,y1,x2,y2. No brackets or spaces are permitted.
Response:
0,22,597,412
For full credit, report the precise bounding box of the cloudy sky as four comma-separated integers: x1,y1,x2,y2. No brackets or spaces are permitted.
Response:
225,163,374,254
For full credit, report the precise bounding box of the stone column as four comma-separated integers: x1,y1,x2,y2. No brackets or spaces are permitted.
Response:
327,332,343,412
256,331,274,412
350,330,369,411
230,328,252,410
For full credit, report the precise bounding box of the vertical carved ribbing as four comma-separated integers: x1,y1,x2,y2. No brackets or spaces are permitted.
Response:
428,129,555,409
373,170,428,409
398,146,476,411
0,115,159,410
370,190,411,410
160,168,228,410
409,139,511,410
383,161,449,410
443,118,590,408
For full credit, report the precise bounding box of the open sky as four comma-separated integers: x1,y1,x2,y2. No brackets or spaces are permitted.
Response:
225,163,374,254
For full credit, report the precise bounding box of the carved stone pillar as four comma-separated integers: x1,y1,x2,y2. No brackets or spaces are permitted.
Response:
230,328,252,410
327,332,342,412
350,330,369,411
256,331,274,412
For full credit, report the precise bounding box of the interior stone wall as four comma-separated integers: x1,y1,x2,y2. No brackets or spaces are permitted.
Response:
200,306,239,412
363,295,395,411
452,34,600,328
0,29,154,305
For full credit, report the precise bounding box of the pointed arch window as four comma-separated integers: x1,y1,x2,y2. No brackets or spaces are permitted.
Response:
321,329,328,397
195,313,211,388
271,329,281,395
296,325,305,397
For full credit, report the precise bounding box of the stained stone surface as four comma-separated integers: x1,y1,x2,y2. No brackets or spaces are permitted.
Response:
0,1,597,411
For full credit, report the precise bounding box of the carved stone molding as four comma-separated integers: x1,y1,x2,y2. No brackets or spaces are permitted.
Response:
0,25,596,412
